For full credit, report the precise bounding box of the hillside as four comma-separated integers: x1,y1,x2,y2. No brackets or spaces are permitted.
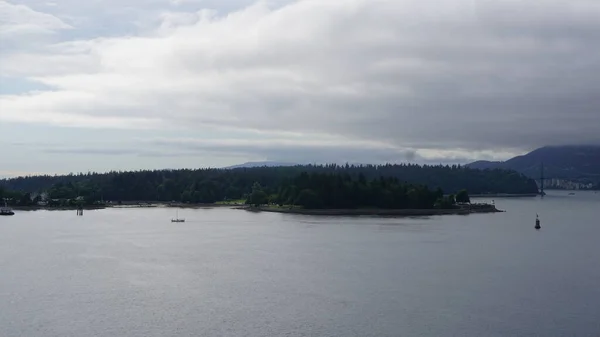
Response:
468,145,600,184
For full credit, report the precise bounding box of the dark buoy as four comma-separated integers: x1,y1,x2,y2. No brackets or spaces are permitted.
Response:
535,214,541,229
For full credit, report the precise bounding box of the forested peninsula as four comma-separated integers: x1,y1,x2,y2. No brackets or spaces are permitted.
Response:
1,164,537,212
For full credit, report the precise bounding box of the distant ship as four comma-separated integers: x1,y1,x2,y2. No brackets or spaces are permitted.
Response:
1,200,15,216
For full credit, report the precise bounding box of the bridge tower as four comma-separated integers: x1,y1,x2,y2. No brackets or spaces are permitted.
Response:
538,162,553,197
540,162,545,196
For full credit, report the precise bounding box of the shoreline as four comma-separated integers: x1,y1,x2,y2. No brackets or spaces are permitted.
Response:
470,193,538,198
12,205,107,211
240,205,503,216
10,202,503,217
10,203,242,211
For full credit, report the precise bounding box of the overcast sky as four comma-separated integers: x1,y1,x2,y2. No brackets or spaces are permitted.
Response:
1,0,599,177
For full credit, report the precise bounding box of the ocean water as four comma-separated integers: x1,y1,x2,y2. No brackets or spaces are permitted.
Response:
1,191,599,337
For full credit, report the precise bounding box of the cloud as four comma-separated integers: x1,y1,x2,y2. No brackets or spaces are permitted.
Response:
147,136,413,163
0,0,71,53
7,134,515,168
42,147,194,158
0,0,71,35
169,0,204,4
0,170,48,178
1,0,600,167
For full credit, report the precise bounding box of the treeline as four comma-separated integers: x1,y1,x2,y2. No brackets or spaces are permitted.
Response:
0,186,40,206
0,164,539,205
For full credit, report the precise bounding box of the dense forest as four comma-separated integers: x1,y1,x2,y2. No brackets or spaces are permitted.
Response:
1,164,539,207
246,172,471,209
0,186,42,207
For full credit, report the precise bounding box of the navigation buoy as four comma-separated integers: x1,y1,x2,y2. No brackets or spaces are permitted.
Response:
535,214,541,229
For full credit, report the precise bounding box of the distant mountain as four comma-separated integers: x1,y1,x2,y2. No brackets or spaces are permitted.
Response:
468,145,600,183
468,160,503,170
223,161,299,169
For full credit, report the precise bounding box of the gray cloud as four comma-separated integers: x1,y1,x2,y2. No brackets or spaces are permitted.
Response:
146,137,487,165
38,138,430,165
42,147,194,158
1,0,599,168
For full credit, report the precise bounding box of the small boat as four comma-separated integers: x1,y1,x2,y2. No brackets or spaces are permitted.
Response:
171,209,185,223
1,200,15,216
535,214,541,229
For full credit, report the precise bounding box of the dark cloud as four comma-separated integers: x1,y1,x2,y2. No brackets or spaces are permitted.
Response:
2,0,599,167
148,138,469,165
42,147,196,158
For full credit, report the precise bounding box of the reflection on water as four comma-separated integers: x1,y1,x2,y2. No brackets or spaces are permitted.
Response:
0,191,599,337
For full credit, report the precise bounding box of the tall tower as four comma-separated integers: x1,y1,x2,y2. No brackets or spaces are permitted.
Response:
540,162,545,196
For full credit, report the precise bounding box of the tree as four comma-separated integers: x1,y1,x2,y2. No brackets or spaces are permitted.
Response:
294,189,323,209
18,193,32,206
456,189,470,203
181,191,192,203
246,182,268,206
435,195,457,209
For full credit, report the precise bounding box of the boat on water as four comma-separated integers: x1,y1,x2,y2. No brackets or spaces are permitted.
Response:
1,200,15,216
171,209,185,223
535,214,541,229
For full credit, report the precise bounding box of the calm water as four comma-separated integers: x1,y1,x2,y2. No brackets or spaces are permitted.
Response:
1,191,599,337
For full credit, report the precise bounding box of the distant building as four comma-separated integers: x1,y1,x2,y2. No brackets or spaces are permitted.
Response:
545,178,593,190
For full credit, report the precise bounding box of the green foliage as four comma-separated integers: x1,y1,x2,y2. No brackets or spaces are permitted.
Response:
47,180,102,205
435,195,457,209
1,186,35,206
285,172,441,209
0,164,539,206
456,189,470,203
246,182,269,206
294,189,322,209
